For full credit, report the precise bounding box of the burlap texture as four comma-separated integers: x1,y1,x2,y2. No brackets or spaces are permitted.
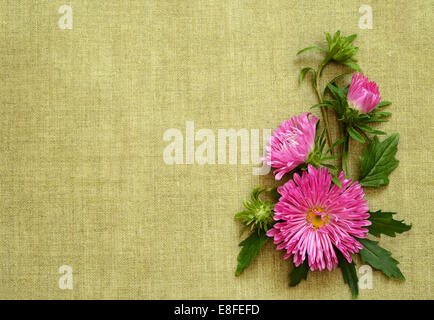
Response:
0,0,432,299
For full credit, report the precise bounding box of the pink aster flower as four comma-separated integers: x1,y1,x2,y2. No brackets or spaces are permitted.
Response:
347,72,381,113
264,113,317,180
267,165,371,271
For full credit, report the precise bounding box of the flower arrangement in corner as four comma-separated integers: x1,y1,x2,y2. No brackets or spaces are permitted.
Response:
234,31,411,299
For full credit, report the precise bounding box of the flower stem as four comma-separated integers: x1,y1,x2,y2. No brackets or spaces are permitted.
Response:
314,62,334,154
340,124,349,176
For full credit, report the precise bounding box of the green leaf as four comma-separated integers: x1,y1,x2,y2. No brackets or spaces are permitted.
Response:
318,128,326,151
341,61,361,72
326,84,348,115
264,187,280,202
344,34,357,43
310,103,331,110
325,137,345,154
325,32,333,47
357,124,386,135
358,238,405,280
337,250,359,299
332,175,342,188
321,154,340,161
323,73,351,96
376,101,392,108
347,126,365,143
359,134,400,187
296,46,327,56
299,67,314,83
235,229,269,276
375,111,392,117
321,163,338,171
325,100,345,115
365,119,389,123
368,210,412,237
327,83,347,103
289,260,309,287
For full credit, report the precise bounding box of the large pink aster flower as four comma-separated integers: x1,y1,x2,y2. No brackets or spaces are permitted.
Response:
267,165,370,271
347,72,381,113
264,113,317,180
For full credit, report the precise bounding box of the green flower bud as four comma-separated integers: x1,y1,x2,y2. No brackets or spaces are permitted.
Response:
235,187,275,231
326,31,359,64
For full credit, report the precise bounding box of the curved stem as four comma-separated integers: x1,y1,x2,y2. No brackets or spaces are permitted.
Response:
314,62,334,154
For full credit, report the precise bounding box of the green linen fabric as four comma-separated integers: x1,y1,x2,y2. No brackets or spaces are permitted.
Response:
0,0,432,299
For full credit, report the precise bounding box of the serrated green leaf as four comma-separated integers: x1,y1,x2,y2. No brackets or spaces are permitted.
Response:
347,126,365,143
359,134,399,187
337,250,359,299
368,210,412,237
358,238,405,280
299,67,314,83
235,229,269,276
296,46,327,56
289,260,309,287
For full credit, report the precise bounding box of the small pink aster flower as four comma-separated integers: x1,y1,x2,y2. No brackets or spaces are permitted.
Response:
264,113,317,180
347,72,381,113
267,165,371,271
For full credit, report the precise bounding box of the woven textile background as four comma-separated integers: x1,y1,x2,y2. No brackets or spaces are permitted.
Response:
0,0,433,299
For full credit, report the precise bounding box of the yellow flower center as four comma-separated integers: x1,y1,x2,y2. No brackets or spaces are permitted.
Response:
306,207,328,229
